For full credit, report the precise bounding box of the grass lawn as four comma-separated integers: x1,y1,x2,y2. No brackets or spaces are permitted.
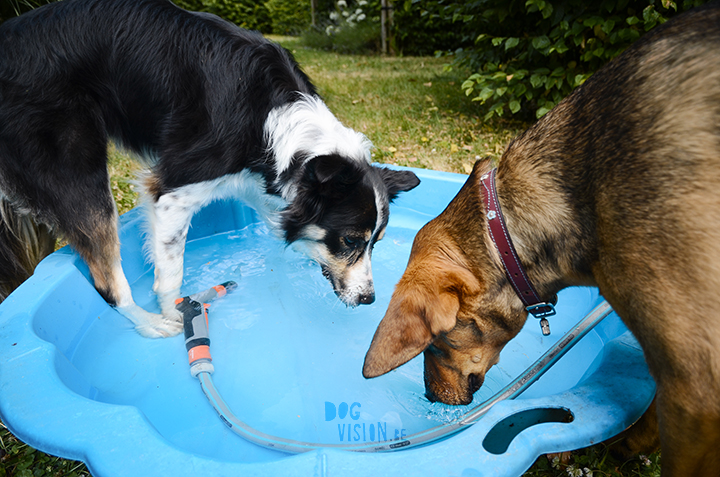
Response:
275,36,526,174
0,36,660,477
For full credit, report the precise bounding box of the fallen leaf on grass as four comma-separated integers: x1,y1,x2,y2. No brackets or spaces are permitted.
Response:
546,451,573,467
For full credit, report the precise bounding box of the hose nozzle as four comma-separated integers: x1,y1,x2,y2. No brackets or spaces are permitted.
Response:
177,281,237,377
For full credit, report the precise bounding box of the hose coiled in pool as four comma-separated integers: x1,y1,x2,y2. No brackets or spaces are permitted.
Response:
180,284,613,453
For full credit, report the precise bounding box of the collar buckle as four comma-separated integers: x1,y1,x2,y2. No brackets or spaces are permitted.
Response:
526,302,556,318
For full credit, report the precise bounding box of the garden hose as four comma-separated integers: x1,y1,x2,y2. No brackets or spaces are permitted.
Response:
179,285,613,453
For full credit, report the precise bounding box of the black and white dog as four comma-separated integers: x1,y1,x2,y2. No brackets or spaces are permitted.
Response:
0,0,419,337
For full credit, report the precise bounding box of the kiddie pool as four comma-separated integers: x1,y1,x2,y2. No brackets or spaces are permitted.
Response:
0,166,655,476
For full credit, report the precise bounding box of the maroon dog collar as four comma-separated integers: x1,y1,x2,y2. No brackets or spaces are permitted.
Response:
480,168,556,335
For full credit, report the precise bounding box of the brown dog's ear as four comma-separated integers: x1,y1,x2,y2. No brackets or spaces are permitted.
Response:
363,264,474,378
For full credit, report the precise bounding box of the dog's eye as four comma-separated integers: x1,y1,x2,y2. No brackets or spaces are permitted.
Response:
343,236,360,248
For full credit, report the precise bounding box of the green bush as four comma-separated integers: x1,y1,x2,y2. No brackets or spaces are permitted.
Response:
173,0,272,32
301,25,337,49
332,20,380,52
439,0,710,119
265,0,313,35
300,0,382,53
392,0,471,56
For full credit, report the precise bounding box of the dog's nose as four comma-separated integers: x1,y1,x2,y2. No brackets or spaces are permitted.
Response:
468,373,483,395
358,292,375,305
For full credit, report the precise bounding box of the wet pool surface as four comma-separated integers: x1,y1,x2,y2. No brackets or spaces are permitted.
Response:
0,167,656,476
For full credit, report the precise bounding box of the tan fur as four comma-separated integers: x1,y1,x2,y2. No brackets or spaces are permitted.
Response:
70,211,124,303
364,4,720,475
0,200,55,300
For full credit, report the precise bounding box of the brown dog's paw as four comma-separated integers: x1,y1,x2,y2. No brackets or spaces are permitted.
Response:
606,399,660,461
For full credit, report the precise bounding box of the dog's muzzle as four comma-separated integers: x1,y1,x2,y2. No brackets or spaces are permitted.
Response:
333,287,375,306
322,266,375,306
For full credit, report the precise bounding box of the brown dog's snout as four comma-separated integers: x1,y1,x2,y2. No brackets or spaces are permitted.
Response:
468,373,483,396
423,351,485,405
424,376,446,404
424,373,482,405
425,388,440,403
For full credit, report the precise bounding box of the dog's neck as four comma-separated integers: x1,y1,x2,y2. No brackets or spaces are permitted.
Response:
263,94,372,202
490,118,599,296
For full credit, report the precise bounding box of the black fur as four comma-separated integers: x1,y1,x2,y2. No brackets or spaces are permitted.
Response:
0,0,420,314
1,0,315,199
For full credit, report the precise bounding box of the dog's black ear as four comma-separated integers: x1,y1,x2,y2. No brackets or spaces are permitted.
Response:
282,155,362,243
306,155,362,196
376,167,420,202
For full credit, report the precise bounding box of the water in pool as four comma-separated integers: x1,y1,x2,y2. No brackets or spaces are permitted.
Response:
52,217,602,462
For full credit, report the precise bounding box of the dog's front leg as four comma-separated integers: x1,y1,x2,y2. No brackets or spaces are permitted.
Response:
86,234,181,338
148,189,202,322
62,201,182,339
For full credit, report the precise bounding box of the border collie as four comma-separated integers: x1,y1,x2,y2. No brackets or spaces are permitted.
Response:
0,0,419,337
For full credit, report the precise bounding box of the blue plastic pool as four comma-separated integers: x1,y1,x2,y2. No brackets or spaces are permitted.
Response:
0,166,655,476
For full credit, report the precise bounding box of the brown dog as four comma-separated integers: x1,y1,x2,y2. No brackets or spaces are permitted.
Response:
363,3,720,475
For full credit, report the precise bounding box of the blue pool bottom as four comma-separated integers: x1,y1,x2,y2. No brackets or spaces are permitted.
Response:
0,166,655,476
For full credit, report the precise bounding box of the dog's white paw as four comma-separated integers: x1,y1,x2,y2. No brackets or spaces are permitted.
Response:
116,303,183,338
135,314,183,338
156,290,183,318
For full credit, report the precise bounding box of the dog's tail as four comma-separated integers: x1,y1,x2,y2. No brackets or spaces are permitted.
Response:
0,200,56,301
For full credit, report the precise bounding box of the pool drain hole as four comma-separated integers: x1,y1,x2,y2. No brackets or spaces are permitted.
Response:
482,407,574,455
